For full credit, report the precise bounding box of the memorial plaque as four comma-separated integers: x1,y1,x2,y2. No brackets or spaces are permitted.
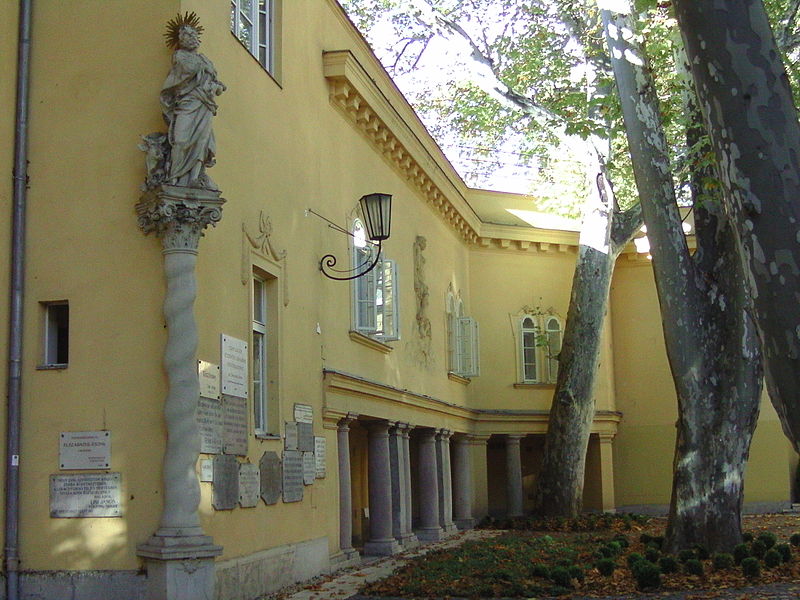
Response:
297,422,314,452
212,455,239,510
221,334,248,398
282,450,303,503
59,431,111,470
238,463,260,508
314,436,326,479
223,395,248,455
302,452,315,485
197,396,223,454
198,360,221,400
50,472,121,518
294,403,313,424
284,421,298,451
259,451,281,505
199,458,214,482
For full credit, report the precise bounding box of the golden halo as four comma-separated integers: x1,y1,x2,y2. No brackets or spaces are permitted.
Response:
164,11,204,49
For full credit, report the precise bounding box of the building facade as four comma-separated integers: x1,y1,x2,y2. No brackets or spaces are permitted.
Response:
0,1,794,599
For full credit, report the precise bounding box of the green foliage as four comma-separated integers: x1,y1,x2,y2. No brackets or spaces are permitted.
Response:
712,553,734,571
658,556,678,574
612,533,630,548
568,565,585,582
757,532,778,549
632,561,661,590
790,533,800,547
734,543,750,565
742,532,754,543
741,556,761,580
693,544,710,560
750,539,768,559
532,563,550,578
549,566,572,588
684,558,704,576
776,542,792,562
644,547,661,563
764,548,782,568
627,552,645,568
677,549,696,563
595,558,615,576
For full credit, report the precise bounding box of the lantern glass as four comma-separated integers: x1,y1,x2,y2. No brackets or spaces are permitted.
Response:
359,193,392,242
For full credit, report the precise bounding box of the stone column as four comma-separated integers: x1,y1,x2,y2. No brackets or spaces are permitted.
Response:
505,434,524,518
436,430,457,534
401,424,417,546
390,424,418,548
136,185,224,600
337,414,360,561
451,435,475,529
598,433,616,513
415,428,444,541
468,435,491,523
364,421,402,556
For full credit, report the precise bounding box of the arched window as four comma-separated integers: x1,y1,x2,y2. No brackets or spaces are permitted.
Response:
352,218,399,341
545,316,562,383
520,316,539,383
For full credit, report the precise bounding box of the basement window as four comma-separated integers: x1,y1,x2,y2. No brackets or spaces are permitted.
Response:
40,301,69,368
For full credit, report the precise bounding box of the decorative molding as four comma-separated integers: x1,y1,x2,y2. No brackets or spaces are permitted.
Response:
242,211,289,306
348,330,393,354
513,383,556,390
447,372,471,385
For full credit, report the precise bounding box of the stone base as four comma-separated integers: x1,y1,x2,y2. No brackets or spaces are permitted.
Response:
454,518,476,530
415,526,445,542
18,570,146,600
397,532,419,549
363,537,402,556
137,534,222,600
330,548,361,570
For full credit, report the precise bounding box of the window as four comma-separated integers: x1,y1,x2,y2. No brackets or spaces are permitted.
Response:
230,0,276,72
252,276,268,435
352,219,399,342
518,314,562,384
42,301,69,367
446,292,479,378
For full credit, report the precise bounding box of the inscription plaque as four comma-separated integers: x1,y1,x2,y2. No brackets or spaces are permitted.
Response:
59,431,111,470
302,452,315,485
297,422,314,452
199,458,213,482
282,450,303,503
212,455,239,510
197,396,223,454
259,451,281,505
221,334,248,398
223,395,248,455
238,463,260,508
198,360,221,400
284,421,298,451
294,403,313,424
314,436,326,479
50,472,121,518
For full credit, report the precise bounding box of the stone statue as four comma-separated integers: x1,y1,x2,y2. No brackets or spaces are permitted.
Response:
413,236,432,340
159,12,226,190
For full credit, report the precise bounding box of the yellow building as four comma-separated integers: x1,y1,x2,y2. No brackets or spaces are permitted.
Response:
0,1,793,599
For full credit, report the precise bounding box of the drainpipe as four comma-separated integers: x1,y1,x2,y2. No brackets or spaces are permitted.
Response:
6,2,32,599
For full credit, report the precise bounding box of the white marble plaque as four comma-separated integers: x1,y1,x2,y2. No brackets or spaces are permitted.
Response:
221,334,248,398
260,451,281,505
297,422,314,452
314,436,326,479
239,463,260,508
50,472,121,518
212,455,239,510
199,459,214,482
302,452,315,485
294,403,313,424
59,431,111,470
284,421,298,451
223,395,248,456
197,396,223,454
198,360,221,400
282,450,303,503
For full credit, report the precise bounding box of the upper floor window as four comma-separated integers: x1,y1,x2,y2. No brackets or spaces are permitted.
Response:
231,0,275,72
518,314,562,384
352,219,399,342
447,292,479,378
252,275,268,435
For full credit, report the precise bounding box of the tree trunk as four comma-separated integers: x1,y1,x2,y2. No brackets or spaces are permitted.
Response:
672,0,800,453
601,2,763,552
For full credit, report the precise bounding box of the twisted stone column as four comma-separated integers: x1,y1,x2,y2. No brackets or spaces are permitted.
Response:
505,434,524,518
415,428,443,541
364,421,401,556
337,414,359,560
451,434,475,529
136,185,224,600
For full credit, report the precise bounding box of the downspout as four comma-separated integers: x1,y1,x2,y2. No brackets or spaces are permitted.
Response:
6,1,32,599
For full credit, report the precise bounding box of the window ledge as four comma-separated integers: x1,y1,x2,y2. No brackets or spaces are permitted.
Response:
349,331,393,354
513,382,556,389
448,372,471,385
255,433,282,441
37,364,68,371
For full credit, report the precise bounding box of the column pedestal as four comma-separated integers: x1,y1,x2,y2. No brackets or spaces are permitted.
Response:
505,434,524,518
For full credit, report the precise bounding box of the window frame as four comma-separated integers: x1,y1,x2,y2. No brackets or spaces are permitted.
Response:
520,316,539,383
517,314,562,384
40,300,69,368
446,293,479,378
252,275,268,436
230,0,276,73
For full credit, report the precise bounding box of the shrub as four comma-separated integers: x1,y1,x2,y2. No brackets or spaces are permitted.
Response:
549,566,572,588
790,533,800,547
567,565,585,582
750,539,767,559
658,556,678,574
632,561,661,590
742,532,754,543
693,544,710,560
651,536,665,550
627,552,645,568
613,534,629,548
595,558,615,576
741,556,761,580
555,558,573,568
757,532,777,550
776,543,792,563
531,564,550,578
764,548,782,568
734,543,750,565
645,548,661,563
605,541,622,555
712,553,734,571
640,533,653,545
684,558,704,576
677,549,696,563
